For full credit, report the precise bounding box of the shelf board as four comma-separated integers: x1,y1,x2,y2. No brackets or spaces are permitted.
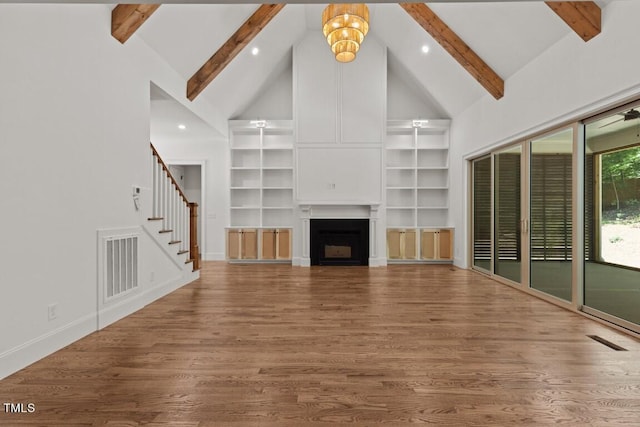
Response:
263,187,293,190
230,206,261,210
387,186,415,190
263,207,294,210
386,166,416,170
231,167,260,170
417,206,449,210
262,146,294,150
262,167,294,170
417,187,448,190
417,146,449,150
386,147,415,151
387,207,416,210
416,166,448,170
230,187,261,190
231,147,260,151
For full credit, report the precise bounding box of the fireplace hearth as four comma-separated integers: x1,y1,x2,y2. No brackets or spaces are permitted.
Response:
310,219,369,266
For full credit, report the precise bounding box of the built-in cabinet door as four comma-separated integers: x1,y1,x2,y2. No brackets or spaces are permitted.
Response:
387,229,403,259
227,229,241,260
228,229,258,260
387,229,417,260
404,229,417,259
421,230,437,260
260,229,291,260
241,229,258,259
438,229,453,260
421,228,454,261
277,229,291,260
261,229,277,260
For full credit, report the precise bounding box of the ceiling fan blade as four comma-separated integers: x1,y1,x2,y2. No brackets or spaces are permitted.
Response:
599,117,624,128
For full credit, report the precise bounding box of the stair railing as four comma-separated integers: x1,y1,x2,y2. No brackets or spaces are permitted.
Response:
150,143,199,270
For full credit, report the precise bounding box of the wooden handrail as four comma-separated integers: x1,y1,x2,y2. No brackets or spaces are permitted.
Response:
189,202,200,271
151,143,200,271
150,143,189,205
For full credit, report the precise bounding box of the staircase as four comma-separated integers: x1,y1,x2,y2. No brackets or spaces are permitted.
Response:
150,143,200,271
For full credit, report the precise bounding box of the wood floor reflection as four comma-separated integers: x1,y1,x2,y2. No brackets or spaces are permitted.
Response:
2,262,640,426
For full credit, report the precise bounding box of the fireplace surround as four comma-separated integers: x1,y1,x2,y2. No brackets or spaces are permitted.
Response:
310,219,369,266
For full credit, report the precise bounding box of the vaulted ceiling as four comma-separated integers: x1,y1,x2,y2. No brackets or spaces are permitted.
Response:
118,1,613,137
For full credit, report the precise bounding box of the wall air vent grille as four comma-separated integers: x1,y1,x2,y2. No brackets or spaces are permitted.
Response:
101,232,139,300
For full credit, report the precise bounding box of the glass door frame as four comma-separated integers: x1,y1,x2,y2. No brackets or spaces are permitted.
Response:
580,102,640,333
527,124,581,308
492,142,529,286
469,124,581,311
468,104,640,335
470,154,493,275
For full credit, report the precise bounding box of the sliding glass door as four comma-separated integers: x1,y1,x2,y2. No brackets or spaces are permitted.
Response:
472,156,492,272
584,105,640,328
494,145,523,284
473,130,575,298
470,101,640,333
529,129,573,301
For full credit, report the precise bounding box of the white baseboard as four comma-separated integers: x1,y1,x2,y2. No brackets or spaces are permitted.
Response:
298,257,311,267
453,257,467,269
294,257,385,267
369,257,387,267
0,271,199,380
204,252,225,261
98,271,197,329
0,313,96,380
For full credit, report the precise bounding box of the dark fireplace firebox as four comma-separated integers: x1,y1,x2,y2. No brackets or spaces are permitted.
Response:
310,219,369,266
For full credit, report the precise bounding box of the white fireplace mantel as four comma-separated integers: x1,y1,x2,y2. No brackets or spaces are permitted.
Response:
294,203,385,267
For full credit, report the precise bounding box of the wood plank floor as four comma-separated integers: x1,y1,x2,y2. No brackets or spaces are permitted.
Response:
2,262,640,426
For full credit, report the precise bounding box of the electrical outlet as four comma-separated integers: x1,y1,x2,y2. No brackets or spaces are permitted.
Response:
48,303,58,321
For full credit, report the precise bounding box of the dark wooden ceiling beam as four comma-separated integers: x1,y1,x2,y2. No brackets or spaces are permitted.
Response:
400,3,504,100
545,1,601,42
187,4,285,101
112,4,160,44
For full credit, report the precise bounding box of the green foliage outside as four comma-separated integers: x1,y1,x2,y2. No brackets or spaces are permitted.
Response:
602,145,640,224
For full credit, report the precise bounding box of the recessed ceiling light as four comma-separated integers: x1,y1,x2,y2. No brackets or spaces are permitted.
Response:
178,124,186,130
251,47,259,56
421,45,430,54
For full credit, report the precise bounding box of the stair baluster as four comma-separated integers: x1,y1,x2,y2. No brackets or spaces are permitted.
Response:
150,143,199,271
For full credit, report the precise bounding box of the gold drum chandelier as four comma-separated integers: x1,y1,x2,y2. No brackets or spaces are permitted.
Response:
322,4,369,63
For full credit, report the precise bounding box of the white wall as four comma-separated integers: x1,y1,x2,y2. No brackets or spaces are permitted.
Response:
183,166,202,210
449,1,640,268
387,59,448,120
237,54,293,120
0,4,212,379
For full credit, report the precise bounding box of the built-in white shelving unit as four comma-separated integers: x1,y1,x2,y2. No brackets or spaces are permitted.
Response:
385,119,453,263
385,119,451,228
229,120,294,229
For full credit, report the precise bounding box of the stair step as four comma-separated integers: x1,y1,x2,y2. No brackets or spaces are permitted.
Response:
148,217,164,221
159,229,173,234
168,240,181,245
185,259,194,264
177,250,189,255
